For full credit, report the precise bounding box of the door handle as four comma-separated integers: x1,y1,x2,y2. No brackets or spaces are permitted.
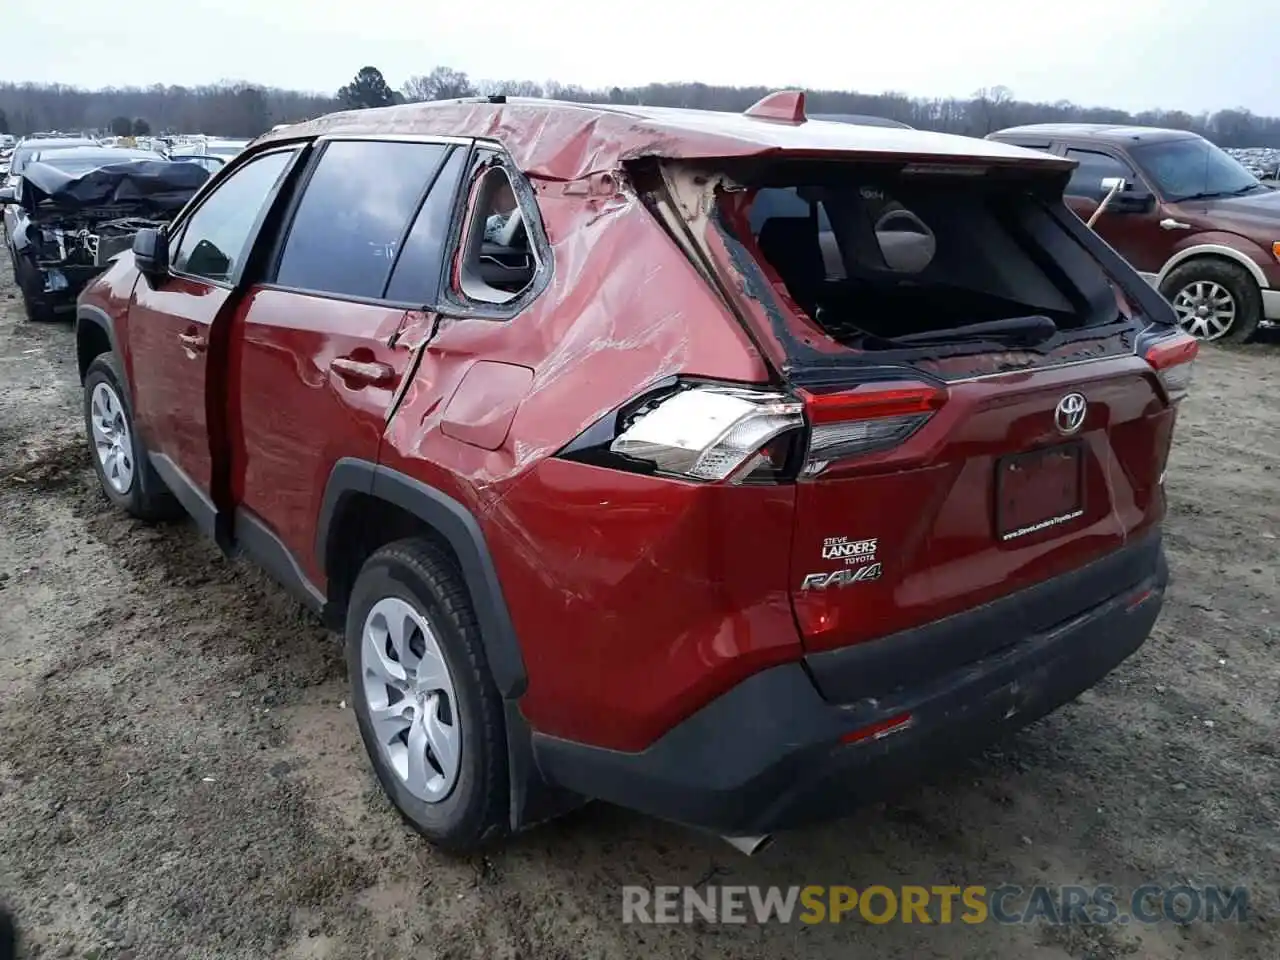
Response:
330,356,396,387
1160,218,1192,230
178,332,206,353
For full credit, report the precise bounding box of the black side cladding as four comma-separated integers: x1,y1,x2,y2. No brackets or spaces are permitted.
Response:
18,159,210,213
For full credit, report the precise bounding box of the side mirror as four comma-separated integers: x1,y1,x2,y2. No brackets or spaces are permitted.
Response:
133,227,170,279
0,186,16,205
1098,176,1154,213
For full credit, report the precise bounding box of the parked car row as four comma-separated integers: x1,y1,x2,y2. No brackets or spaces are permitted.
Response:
1225,146,1280,182
68,91,1194,852
989,124,1280,342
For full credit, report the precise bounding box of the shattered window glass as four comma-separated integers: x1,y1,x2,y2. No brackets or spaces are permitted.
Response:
455,162,538,306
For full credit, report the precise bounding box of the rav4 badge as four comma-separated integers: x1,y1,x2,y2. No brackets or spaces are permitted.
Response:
801,564,884,590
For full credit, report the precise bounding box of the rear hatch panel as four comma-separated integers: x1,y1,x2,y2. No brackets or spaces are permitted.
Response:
789,356,1173,656
645,154,1181,662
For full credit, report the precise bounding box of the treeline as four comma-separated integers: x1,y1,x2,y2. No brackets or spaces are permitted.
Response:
0,82,334,139
3,69,1280,148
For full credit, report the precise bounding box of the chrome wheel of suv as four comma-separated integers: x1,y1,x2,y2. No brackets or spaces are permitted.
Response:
360,596,461,802
1171,280,1236,341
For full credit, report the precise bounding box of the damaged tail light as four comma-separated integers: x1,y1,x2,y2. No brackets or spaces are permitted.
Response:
608,385,804,483
1143,332,1198,402
559,379,946,483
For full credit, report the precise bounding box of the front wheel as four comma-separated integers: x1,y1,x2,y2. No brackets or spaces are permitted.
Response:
15,256,56,323
346,539,510,852
1161,259,1262,343
82,354,181,520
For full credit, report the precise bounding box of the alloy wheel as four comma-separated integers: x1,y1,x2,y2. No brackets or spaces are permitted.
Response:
360,597,461,802
89,382,135,494
1172,280,1236,341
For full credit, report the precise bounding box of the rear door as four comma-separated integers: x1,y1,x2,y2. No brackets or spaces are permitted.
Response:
228,137,469,588
125,147,299,535
1062,145,1173,274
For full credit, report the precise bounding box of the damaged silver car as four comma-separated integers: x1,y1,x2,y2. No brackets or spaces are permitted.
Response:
0,147,211,321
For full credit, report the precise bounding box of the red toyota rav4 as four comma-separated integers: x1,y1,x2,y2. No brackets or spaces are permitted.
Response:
74,93,1195,852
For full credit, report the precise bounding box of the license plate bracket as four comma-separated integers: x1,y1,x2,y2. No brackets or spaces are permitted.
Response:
996,443,1084,542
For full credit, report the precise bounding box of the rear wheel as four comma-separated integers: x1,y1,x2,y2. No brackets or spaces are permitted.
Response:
1161,259,1262,343
346,539,510,852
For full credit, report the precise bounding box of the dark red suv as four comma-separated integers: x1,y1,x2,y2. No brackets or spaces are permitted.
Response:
74,93,1195,852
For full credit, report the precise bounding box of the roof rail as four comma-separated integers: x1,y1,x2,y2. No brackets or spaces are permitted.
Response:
743,90,807,124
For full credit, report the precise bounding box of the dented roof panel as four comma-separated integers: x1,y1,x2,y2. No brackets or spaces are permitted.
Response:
254,98,1075,181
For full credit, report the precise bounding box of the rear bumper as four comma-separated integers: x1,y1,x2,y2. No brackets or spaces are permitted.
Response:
532,532,1168,835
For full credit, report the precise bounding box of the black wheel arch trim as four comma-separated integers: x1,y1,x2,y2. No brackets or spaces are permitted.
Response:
316,457,528,700
75,304,124,386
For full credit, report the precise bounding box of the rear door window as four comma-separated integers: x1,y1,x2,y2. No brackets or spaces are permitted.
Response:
273,140,448,300
1064,149,1137,202
383,148,467,305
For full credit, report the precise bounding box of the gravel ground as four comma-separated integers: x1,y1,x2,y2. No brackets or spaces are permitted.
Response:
0,268,1277,960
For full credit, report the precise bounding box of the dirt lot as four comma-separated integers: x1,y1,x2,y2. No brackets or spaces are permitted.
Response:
0,268,1276,960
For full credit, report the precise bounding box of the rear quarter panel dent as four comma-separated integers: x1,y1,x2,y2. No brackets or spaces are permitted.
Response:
383,186,768,514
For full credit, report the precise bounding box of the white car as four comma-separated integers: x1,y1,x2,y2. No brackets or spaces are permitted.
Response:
172,138,250,160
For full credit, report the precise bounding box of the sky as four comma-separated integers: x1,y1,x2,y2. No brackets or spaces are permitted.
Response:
6,0,1277,117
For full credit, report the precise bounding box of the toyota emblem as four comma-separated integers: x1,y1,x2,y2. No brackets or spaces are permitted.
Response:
1055,393,1087,435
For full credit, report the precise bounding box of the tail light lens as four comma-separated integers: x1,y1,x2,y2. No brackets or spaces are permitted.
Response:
1144,332,1198,402
609,385,804,482
799,382,947,477
560,380,946,483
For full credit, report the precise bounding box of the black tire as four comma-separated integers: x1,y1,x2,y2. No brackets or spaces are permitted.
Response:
1160,258,1262,344
346,538,510,852
14,254,57,322
82,354,182,521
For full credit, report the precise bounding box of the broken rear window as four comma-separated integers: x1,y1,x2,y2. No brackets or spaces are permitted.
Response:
730,165,1119,353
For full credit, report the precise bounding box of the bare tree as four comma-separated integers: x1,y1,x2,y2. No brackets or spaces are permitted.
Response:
970,85,1014,135
475,78,544,99
402,67,475,102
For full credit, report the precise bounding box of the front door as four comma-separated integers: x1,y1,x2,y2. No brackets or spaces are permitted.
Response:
229,137,469,589
125,147,299,535
1061,146,1174,275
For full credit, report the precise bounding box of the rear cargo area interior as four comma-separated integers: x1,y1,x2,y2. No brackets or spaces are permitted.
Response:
739,168,1119,350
